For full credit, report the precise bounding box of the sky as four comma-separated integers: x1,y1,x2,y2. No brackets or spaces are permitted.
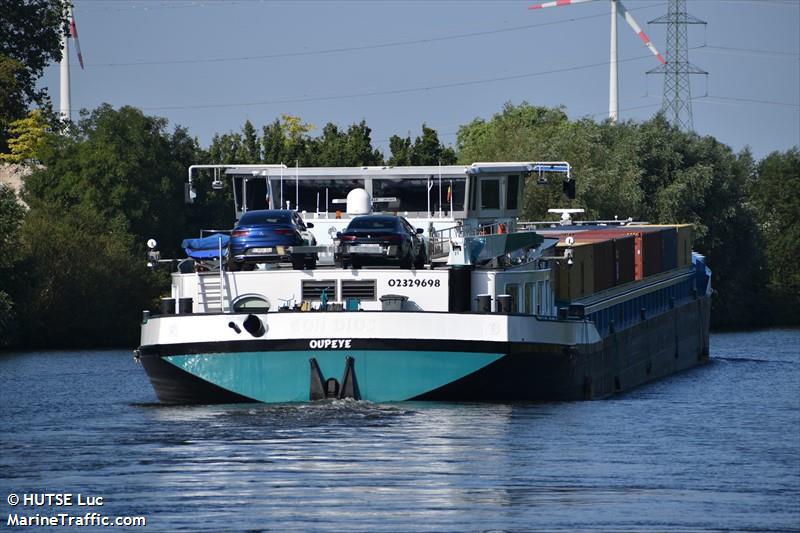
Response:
39,0,800,161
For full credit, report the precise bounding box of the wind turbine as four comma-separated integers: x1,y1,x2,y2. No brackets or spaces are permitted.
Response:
528,0,665,123
60,4,84,122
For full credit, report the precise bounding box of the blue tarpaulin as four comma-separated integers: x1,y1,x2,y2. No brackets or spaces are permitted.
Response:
181,234,230,260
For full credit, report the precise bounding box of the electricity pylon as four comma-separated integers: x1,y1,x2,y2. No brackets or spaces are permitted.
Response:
648,0,706,131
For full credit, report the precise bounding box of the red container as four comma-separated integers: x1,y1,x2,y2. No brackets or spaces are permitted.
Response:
577,227,662,279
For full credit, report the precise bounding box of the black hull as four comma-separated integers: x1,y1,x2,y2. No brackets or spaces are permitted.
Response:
139,296,711,404
139,352,253,405
416,296,711,401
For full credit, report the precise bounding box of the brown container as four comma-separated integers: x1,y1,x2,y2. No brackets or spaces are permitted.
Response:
553,242,594,301
568,237,615,292
555,231,636,287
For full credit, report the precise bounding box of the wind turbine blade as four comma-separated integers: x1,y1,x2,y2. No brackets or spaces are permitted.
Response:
69,8,84,69
616,1,665,64
528,0,593,11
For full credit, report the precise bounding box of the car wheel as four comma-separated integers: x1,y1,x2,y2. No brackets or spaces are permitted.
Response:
350,258,361,269
227,260,241,272
291,256,305,270
400,254,413,269
304,257,317,270
414,249,426,269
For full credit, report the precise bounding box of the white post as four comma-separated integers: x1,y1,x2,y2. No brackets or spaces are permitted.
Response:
609,0,619,123
438,163,443,218
426,176,433,218
295,161,299,211
218,236,226,313
59,27,70,121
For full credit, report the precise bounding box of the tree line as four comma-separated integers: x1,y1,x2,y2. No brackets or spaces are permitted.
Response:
1,1,797,348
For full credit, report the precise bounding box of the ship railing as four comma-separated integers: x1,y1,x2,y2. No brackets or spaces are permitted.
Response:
466,220,517,237
428,224,463,259
516,218,646,230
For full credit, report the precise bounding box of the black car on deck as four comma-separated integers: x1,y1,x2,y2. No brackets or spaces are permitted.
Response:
335,215,426,269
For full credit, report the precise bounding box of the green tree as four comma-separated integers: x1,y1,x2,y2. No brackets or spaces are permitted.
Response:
241,120,260,163
0,109,48,163
11,203,159,347
342,121,384,166
208,132,244,164
411,124,456,165
388,134,412,166
0,0,68,149
24,104,201,253
456,102,772,328
0,184,25,345
752,148,800,324
261,119,286,163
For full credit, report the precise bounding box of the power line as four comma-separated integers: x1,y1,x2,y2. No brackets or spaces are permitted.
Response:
696,44,800,58
82,4,663,67
134,55,654,111
696,94,800,108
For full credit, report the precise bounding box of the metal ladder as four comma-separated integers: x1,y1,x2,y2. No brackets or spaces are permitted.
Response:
197,272,225,312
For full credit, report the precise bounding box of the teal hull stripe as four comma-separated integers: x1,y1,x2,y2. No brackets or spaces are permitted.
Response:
164,350,503,403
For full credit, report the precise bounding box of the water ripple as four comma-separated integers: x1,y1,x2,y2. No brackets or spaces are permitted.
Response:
1,330,798,532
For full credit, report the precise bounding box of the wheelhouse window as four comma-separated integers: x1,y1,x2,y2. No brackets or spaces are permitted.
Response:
506,175,519,210
295,179,363,212
480,179,500,210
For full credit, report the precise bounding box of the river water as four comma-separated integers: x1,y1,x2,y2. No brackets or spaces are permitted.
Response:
1,330,798,532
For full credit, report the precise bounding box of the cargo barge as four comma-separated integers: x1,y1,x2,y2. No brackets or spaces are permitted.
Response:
136,162,711,403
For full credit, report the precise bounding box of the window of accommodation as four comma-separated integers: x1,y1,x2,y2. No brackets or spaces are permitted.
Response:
524,282,534,314
536,280,544,315
505,283,520,313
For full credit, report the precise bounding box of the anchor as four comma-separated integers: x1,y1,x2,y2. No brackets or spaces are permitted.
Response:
309,356,359,401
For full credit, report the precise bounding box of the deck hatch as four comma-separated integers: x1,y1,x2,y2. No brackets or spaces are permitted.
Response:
302,280,337,301
341,279,377,301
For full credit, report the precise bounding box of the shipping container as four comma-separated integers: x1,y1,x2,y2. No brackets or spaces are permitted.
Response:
553,242,594,301
564,237,617,292
580,227,662,279
641,224,693,268
660,226,678,271
613,234,635,285
563,232,637,287
676,224,693,268
641,229,662,277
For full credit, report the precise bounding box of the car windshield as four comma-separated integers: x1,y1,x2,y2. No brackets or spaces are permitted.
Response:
239,211,292,225
348,217,398,230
